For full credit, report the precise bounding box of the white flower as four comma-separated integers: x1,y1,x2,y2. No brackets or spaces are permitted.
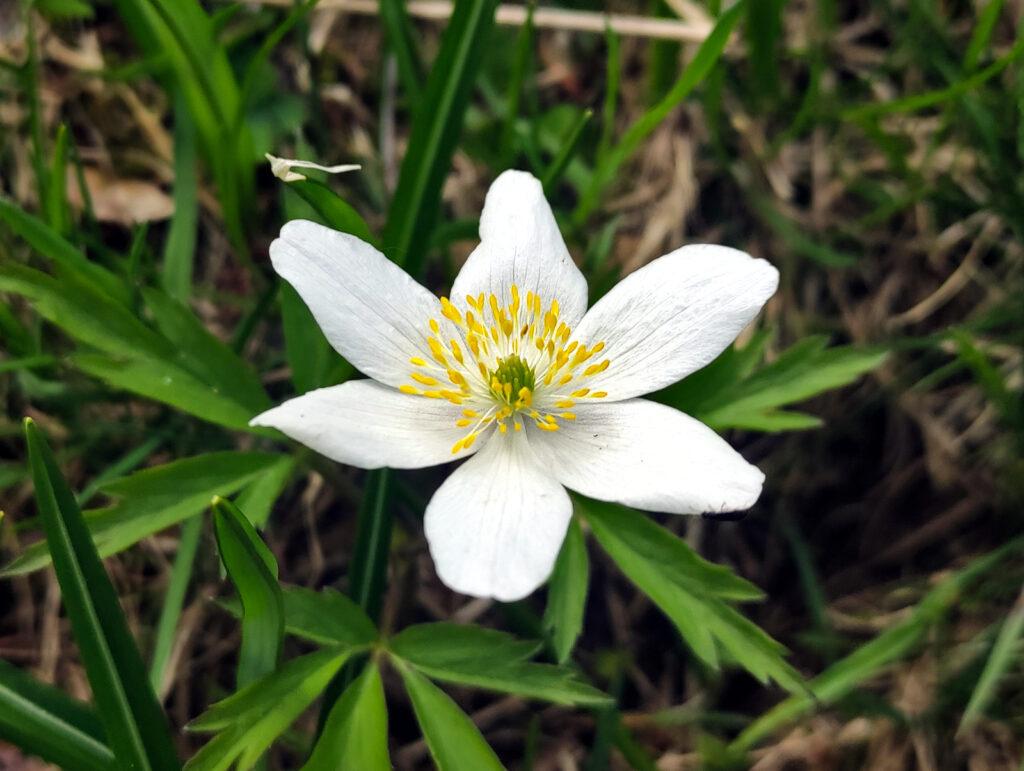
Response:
265,153,361,183
252,170,779,602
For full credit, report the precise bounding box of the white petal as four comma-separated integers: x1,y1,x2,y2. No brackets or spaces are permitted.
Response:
251,380,476,469
270,220,439,387
451,170,588,326
530,399,764,514
572,245,779,400
424,431,572,601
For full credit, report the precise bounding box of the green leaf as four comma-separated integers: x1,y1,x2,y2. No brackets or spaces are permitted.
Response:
580,497,802,693
0,658,114,771
232,454,296,529
220,585,378,647
186,647,356,771
212,497,283,688
0,262,168,360
397,663,505,771
659,336,888,433
731,541,1023,752
379,0,425,106
45,124,70,236
0,198,128,305
382,0,498,274
573,1,744,223
543,517,590,664
280,281,344,394
285,179,375,244
161,95,199,302
23,419,179,770
390,623,610,706
303,661,390,771
141,287,270,413
149,516,203,694
960,585,1024,732
2,451,281,575
34,0,94,19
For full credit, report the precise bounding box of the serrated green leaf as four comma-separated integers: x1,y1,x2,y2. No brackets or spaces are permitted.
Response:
0,658,114,771
220,585,378,647
212,497,283,688
23,419,179,770
186,647,356,771
580,497,802,693
543,517,589,664
2,451,281,576
303,662,389,771
391,623,610,706
397,663,505,771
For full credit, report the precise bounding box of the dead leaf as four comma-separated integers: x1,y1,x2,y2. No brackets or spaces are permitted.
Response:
67,166,174,225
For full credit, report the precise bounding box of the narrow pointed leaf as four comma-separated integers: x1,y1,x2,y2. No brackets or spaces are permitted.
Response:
0,658,115,771
397,663,505,771
23,419,179,770
212,496,283,688
303,662,389,771
543,517,590,664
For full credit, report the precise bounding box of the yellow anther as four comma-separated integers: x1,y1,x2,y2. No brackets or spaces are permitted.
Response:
551,299,560,317
451,438,464,454
429,319,439,333
571,388,590,397
411,372,439,386
428,337,448,365
463,433,478,449
558,373,573,385
591,341,605,353
423,390,443,399
450,339,464,364
447,369,466,386
399,385,420,395
591,391,608,398
555,400,575,408
545,414,558,423
583,359,610,376
440,297,463,325
462,408,479,418
513,421,522,431
560,412,576,420
536,421,560,432
456,418,472,427
498,422,508,434
409,356,427,366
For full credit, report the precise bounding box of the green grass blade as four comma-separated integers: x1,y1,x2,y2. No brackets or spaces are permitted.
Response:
540,109,593,194
0,198,129,305
397,662,505,771
212,496,284,688
2,451,282,576
0,658,115,771
499,1,535,166
380,0,425,107
149,514,203,695
44,124,70,236
543,517,589,664
960,585,1024,732
381,0,499,274
284,179,375,243
161,94,199,302
574,1,743,224
23,418,179,771
731,540,1023,752
348,469,394,622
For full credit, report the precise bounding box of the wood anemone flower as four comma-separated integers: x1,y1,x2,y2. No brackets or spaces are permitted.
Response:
252,170,779,601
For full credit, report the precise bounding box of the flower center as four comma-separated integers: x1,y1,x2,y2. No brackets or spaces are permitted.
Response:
398,285,611,454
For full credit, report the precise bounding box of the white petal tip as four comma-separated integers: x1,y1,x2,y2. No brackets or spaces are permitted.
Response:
266,153,361,183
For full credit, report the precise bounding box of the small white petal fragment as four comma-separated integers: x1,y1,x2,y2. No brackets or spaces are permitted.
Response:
529,399,765,515
250,380,477,469
424,431,572,601
270,220,440,387
573,244,779,401
452,170,589,327
265,152,361,183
